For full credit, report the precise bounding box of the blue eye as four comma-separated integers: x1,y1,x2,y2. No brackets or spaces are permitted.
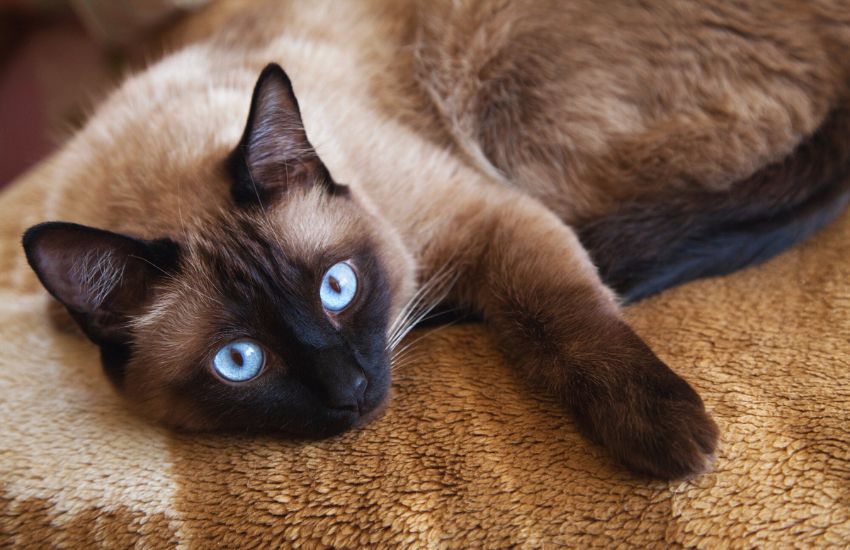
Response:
212,339,265,382
320,261,357,312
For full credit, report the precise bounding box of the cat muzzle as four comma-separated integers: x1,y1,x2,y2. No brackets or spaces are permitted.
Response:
310,347,369,413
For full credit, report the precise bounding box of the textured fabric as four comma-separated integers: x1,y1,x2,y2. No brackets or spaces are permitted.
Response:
1,156,849,548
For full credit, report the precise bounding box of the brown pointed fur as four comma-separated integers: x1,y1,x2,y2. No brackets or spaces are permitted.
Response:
19,0,850,480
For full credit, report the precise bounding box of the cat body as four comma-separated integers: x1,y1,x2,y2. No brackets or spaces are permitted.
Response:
21,0,850,479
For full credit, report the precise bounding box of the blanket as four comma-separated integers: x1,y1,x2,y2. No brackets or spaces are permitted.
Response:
1,153,849,547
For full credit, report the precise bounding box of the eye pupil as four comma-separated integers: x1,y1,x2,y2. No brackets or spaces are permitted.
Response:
230,349,244,367
329,276,341,293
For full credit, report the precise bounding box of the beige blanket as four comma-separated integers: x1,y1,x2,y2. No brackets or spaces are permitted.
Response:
1,151,849,547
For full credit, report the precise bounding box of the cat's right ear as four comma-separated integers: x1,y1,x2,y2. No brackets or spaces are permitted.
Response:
228,63,338,205
22,222,180,345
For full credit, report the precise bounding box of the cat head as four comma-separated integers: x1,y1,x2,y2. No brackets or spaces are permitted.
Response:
22,64,414,436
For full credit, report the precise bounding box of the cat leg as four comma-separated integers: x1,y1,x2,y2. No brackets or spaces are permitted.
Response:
442,191,719,480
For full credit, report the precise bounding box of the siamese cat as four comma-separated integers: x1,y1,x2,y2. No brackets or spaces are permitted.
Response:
20,0,850,480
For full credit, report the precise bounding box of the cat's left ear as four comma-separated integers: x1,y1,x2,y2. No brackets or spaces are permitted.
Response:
228,63,340,204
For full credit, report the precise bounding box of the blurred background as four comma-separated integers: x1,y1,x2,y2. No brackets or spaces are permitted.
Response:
0,0,208,188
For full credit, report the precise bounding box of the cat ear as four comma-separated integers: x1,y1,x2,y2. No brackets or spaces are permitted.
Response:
22,222,180,344
228,63,337,204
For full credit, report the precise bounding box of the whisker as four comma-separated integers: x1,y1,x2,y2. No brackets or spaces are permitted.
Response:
386,262,449,340
387,267,457,348
390,318,461,372
386,259,459,349
389,259,454,327
387,264,460,351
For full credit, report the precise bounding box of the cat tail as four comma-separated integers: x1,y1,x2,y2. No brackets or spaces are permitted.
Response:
578,104,850,303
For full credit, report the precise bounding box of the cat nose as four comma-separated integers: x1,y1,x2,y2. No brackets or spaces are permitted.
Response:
324,367,367,411
312,347,368,411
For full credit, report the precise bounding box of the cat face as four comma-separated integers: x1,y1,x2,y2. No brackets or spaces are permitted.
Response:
23,64,411,436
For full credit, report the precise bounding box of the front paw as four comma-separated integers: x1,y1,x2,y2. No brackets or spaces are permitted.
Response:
574,359,719,480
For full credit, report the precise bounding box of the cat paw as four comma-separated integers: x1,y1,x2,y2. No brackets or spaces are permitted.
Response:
576,361,719,480
614,393,718,480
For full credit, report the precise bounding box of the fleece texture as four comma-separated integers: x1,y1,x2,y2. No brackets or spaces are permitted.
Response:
1,157,849,548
